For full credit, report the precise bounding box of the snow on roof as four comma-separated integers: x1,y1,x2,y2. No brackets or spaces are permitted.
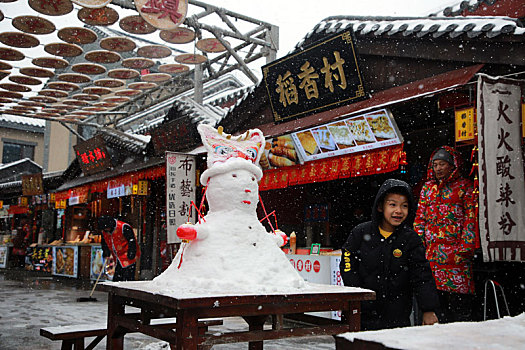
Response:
0,158,41,171
0,114,46,128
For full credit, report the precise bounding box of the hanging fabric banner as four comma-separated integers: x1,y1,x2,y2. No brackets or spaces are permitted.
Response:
477,74,525,262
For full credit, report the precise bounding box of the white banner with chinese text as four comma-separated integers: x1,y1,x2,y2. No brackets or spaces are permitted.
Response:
477,74,525,262
166,152,196,244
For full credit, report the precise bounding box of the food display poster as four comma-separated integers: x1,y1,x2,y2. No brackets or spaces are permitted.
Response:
0,246,8,268
26,246,52,272
52,246,78,278
260,135,300,170
262,30,367,123
90,246,114,281
291,108,403,162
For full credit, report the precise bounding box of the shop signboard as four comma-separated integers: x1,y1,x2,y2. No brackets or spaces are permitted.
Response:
26,246,52,272
21,173,44,196
291,108,402,162
455,106,475,142
263,30,367,123
152,117,200,154
52,246,78,278
0,246,8,268
90,246,114,281
74,135,111,176
166,152,196,244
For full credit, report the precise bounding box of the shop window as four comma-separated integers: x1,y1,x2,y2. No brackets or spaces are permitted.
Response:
2,141,35,164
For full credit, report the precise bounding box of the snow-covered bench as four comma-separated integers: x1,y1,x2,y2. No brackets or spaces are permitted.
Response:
40,317,224,350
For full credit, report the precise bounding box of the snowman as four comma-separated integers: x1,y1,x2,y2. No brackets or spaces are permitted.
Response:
152,124,305,293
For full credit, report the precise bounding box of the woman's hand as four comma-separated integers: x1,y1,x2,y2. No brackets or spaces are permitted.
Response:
422,311,438,325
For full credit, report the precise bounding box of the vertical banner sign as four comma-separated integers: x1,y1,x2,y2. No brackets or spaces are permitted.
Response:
455,106,475,142
477,74,525,262
166,152,196,244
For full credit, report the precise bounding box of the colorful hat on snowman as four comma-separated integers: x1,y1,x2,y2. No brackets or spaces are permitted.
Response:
198,124,265,184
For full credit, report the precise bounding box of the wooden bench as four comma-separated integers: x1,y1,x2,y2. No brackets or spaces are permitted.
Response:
40,318,224,350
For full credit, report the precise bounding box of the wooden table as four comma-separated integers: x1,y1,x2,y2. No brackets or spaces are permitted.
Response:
99,282,375,350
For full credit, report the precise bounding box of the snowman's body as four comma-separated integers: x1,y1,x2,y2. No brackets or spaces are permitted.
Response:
153,126,305,293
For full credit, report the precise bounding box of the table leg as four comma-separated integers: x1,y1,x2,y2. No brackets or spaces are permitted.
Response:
174,310,199,350
342,301,361,332
107,293,125,350
243,315,268,350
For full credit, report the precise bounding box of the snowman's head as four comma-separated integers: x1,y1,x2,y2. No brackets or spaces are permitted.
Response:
198,124,264,184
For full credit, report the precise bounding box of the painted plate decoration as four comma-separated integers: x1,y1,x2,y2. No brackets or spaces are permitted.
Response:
103,96,130,104
9,75,41,85
0,61,12,70
115,89,141,97
71,0,111,8
68,110,93,116
20,67,54,78
128,82,157,90
82,86,112,95
94,78,124,88
39,89,68,98
158,64,189,74
12,16,56,35
85,50,121,64
57,73,91,84
78,7,119,26
196,38,228,53
94,101,118,108
12,105,37,111
72,63,107,75
62,99,90,106
0,91,23,99
0,47,24,61
100,37,136,52
32,57,69,69
119,15,155,34
72,93,100,101
53,104,76,110
36,112,60,118
137,45,171,59
0,98,13,103
0,32,39,48
28,0,73,16
0,70,9,80
135,0,188,30
0,83,31,92
107,68,139,80
175,53,207,64
121,58,154,70
58,27,97,45
141,73,171,82
159,27,195,44
42,108,66,114
20,101,44,107
83,106,107,111
47,82,80,92
29,96,58,103
44,42,83,57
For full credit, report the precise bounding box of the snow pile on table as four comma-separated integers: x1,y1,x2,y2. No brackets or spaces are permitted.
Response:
339,313,525,349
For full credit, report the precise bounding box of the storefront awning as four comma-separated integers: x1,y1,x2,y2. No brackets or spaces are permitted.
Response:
258,64,484,138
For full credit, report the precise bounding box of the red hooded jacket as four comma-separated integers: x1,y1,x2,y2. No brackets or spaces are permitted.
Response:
102,220,140,268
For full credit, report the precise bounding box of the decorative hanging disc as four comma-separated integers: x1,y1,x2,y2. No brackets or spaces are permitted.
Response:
47,81,80,92
159,27,195,44
53,104,76,110
32,57,69,69
0,61,12,70
0,70,9,80
42,108,66,114
12,16,56,35
135,0,188,30
82,86,112,95
57,27,97,45
121,57,154,70
119,15,156,34
94,101,117,108
0,47,24,61
100,37,136,52
36,112,60,118
72,93,100,101
78,7,119,26
107,68,139,80
39,89,68,98
44,42,83,57
115,89,141,97
72,63,106,75
0,10,3,22
29,0,73,16
103,96,130,104
9,75,42,85
0,98,13,103
94,78,124,88
141,72,171,82
128,82,157,90
137,45,171,59
62,99,89,106
29,96,58,103
175,53,207,65
12,105,37,111
196,38,228,53
0,32,40,48
71,0,111,9
85,50,121,64
57,73,91,84
20,67,54,78
3,110,28,116
158,63,189,74
0,83,31,92
69,110,93,116
83,106,107,111
0,91,23,99
20,100,44,107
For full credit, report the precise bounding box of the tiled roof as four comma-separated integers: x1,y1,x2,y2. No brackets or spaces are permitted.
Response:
0,114,46,128
98,128,151,154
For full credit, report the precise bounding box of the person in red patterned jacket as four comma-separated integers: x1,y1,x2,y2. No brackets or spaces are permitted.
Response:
414,146,477,323
99,216,141,281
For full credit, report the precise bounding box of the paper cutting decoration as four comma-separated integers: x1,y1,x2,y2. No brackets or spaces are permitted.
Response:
20,67,54,78
29,0,73,16
119,15,156,34
121,58,154,70
0,48,24,61
196,38,228,53
137,45,171,59
71,0,111,8
135,0,188,30
44,43,83,57
78,7,119,26
12,16,55,35
175,53,207,65
32,57,68,69
100,37,136,52
9,75,41,85
58,73,91,84
158,64,188,74
58,27,97,45
0,32,39,48
85,50,121,64
159,27,195,44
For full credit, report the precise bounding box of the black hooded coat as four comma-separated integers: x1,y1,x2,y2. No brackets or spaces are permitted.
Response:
339,179,439,330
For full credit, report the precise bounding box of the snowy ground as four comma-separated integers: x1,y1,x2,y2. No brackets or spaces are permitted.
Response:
0,270,335,349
